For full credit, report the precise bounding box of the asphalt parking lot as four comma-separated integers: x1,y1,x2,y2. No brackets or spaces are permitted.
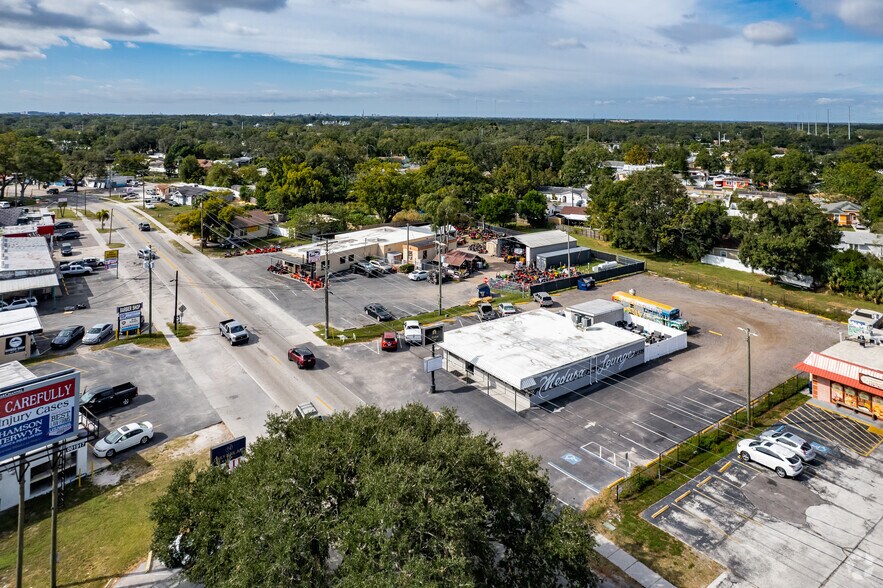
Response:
26,344,221,464
643,421,883,587
314,271,844,508
218,253,495,329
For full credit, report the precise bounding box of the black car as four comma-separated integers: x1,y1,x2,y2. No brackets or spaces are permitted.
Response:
51,325,85,349
54,220,74,230
138,222,151,231
351,261,381,277
80,383,138,413
365,303,394,321
47,187,59,195
56,230,80,241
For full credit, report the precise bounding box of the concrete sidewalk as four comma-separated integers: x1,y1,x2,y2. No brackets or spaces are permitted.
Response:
594,535,676,588
112,559,197,588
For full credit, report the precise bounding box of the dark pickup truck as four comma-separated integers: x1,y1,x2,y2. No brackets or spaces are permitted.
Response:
80,382,138,413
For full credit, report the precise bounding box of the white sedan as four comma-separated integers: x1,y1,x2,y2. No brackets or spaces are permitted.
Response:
408,270,429,281
498,302,517,316
93,422,154,458
736,438,803,478
759,428,816,462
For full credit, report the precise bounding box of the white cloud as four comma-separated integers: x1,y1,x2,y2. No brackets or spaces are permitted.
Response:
124,41,138,48
742,21,796,46
547,37,584,50
836,0,883,34
221,22,261,36
816,97,853,105
68,36,111,50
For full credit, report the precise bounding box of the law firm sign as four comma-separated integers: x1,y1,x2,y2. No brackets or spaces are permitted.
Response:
0,370,80,462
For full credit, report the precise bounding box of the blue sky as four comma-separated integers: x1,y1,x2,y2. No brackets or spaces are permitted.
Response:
1,0,882,121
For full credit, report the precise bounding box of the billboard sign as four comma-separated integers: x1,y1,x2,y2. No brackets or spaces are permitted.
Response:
307,249,321,264
117,303,143,334
104,249,119,270
0,370,80,462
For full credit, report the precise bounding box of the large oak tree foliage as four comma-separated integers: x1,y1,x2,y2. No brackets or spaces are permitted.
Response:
151,405,598,588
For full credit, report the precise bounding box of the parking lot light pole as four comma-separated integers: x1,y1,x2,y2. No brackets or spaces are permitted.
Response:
148,245,154,336
738,327,757,427
324,238,330,340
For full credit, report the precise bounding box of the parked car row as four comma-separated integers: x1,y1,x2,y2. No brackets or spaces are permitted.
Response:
736,428,816,478
0,297,38,311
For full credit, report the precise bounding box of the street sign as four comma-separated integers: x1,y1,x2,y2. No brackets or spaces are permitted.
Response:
119,317,141,331
119,310,141,320
423,356,443,373
117,302,143,314
104,250,119,260
142,260,155,270
0,370,80,462
178,304,186,313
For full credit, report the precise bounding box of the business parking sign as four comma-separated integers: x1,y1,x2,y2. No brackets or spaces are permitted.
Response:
0,370,80,462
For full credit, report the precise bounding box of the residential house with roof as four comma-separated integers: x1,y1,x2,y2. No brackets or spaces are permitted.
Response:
820,201,862,227
229,209,273,240
837,230,883,259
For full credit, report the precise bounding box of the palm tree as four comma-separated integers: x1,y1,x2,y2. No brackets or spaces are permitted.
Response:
97,209,110,230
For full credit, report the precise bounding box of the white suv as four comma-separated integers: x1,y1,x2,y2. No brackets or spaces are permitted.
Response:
759,428,816,462
737,438,803,478
403,320,422,345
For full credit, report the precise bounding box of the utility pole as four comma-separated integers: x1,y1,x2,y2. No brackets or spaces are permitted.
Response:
172,270,179,335
148,245,154,335
436,235,445,316
848,106,852,140
106,209,114,245
15,456,29,588
430,343,436,394
49,444,60,588
566,228,572,270
200,200,204,253
324,238,330,339
738,327,757,427
141,178,146,211
405,223,410,266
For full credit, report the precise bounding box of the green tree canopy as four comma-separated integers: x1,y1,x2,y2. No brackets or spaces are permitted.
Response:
732,148,773,185
205,163,239,188
768,149,816,194
418,146,485,207
476,191,517,225
623,144,649,165
735,200,841,279
178,155,204,183
517,189,549,227
820,162,881,201
694,147,724,174
113,151,149,177
173,194,238,243
494,145,553,197
559,142,610,186
151,405,598,588
351,159,411,222
258,157,326,212
13,136,62,197
62,149,103,193
838,143,883,169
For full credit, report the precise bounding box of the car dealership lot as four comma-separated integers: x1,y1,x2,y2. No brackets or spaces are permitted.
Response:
218,254,493,329
643,422,883,587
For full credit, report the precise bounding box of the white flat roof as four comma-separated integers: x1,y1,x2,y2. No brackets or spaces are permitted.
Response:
822,340,883,373
0,361,36,386
283,225,436,258
0,273,59,296
0,307,43,337
440,309,645,389
0,236,54,273
511,230,576,248
568,299,623,316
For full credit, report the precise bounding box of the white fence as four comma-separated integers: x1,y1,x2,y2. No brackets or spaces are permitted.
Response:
700,253,770,276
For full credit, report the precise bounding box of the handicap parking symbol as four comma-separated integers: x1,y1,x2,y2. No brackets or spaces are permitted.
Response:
810,441,830,455
562,453,582,465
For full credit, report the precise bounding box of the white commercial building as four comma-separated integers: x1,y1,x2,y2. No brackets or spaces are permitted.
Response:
440,302,688,412
0,307,42,364
279,225,446,275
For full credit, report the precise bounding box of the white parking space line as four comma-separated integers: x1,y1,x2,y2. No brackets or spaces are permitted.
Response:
665,403,717,425
683,396,732,416
546,462,599,494
649,412,697,433
617,434,659,458
631,421,680,445
267,288,279,301
697,387,744,406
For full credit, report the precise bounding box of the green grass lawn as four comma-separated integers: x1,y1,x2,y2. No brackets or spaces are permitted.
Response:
0,434,213,587
166,322,196,341
139,203,192,230
571,233,883,322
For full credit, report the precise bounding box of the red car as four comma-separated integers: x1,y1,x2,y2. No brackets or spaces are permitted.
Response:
381,331,398,351
287,347,316,369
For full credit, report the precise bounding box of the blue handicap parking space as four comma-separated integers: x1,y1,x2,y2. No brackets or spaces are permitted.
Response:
561,453,582,465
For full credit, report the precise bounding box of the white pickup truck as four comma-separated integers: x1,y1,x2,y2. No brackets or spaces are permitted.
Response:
219,319,250,345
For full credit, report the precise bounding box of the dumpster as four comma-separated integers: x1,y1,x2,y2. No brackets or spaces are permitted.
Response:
476,283,491,298
577,277,596,291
